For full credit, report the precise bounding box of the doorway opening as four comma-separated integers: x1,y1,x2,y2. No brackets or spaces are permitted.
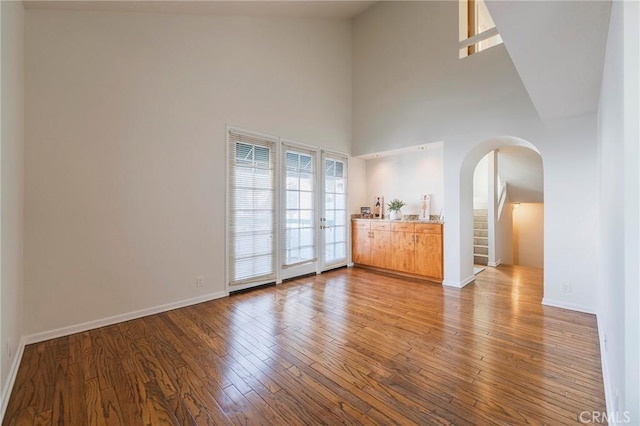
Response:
467,141,544,276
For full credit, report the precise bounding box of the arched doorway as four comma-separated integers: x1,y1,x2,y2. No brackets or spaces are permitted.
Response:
471,146,544,270
443,136,543,289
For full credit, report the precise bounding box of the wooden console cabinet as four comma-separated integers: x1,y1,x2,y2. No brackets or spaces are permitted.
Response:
352,220,443,281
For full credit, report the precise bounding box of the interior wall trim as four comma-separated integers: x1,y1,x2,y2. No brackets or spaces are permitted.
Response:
541,297,596,315
0,338,27,423
23,291,228,345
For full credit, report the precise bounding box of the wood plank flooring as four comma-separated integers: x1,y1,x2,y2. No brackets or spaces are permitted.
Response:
3,265,606,425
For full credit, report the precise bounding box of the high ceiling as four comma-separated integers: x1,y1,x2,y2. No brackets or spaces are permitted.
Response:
24,0,612,122
486,0,611,121
23,0,377,19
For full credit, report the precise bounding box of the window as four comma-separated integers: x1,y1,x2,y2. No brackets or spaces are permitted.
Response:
459,0,503,58
228,130,277,287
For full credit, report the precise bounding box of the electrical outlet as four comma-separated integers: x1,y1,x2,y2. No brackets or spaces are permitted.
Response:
561,282,571,293
196,276,204,288
6,339,12,358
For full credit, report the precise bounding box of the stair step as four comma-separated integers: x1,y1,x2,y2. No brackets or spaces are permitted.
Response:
474,255,488,265
473,209,489,262
474,246,488,255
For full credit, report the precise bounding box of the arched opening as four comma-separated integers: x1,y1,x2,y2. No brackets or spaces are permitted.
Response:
460,136,544,290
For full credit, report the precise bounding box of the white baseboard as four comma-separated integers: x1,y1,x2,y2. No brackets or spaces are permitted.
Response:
0,337,26,422
488,259,501,267
23,291,228,345
596,313,616,423
541,298,597,315
442,274,476,288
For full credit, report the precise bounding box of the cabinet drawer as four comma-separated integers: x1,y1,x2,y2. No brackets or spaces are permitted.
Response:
391,222,415,232
415,223,442,234
352,220,371,229
371,222,390,231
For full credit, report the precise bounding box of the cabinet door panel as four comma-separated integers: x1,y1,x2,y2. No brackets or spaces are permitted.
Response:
352,227,371,265
370,231,390,269
391,232,414,273
415,233,443,279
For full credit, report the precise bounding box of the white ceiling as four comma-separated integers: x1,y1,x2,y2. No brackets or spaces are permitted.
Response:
486,0,611,121
23,0,377,19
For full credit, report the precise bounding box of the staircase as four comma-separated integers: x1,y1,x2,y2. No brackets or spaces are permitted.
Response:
473,209,489,265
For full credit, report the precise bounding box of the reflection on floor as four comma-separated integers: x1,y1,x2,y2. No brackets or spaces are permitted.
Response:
4,265,604,425
474,266,486,275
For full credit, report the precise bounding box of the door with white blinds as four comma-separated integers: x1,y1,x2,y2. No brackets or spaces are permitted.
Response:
228,130,277,290
320,152,348,270
281,144,318,280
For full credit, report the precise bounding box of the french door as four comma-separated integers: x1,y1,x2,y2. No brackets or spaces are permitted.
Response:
228,128,348,290
227,129,277,291
280,143,318,280
320,152,349,271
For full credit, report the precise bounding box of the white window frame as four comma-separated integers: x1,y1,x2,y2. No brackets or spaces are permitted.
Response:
320,149,350,272
226,126,281,292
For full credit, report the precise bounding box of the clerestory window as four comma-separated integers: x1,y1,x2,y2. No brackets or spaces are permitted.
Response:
459,0,503,58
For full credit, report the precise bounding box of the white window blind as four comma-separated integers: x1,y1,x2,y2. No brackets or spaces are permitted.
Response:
282,145,316,268
228,130,276,286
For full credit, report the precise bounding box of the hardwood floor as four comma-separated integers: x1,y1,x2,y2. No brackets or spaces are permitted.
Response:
3,265,606,425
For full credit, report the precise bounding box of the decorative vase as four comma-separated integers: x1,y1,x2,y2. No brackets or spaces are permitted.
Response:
389,209,402,221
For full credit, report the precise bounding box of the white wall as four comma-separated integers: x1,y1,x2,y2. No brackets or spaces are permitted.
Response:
24,9,352,336
623,1,640,419
348,157,367,216
472,153,488,210
1,0,24,408
512,203,543,268
496,201,513,265
364,143,443,218
597,0,639,422
497,146,544,203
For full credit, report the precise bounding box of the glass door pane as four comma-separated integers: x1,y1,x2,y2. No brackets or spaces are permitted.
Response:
321,153,348,270
281,145,318,280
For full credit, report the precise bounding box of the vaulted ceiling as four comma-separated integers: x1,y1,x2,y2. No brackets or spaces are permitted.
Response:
486,0,611,121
